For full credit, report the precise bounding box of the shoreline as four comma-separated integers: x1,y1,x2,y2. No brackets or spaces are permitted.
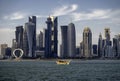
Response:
0,58,120,62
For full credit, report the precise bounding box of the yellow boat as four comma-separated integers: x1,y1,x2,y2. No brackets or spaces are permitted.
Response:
56,60,70,65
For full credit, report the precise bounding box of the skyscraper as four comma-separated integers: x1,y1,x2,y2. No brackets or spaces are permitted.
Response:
29,16,36,52
61,25,68,58
23,24,29,57
67,23,76,58
113,34,120,58
83,27,92,58
39,31,43,49
103,28,113,58
45,16,58,58
0,44,8,57
23,16,36,58
98,33,103,57
15,26,23,49
25,22,36,58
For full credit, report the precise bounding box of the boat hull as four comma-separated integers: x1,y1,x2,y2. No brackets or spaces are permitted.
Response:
56,60,70,65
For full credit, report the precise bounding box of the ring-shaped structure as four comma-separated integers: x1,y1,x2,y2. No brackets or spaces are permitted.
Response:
13,48,23,59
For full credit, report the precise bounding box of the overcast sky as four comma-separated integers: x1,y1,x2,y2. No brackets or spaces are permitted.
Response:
0,0,120,48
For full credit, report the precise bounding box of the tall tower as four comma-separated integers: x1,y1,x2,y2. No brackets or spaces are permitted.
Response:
104,28,111,45
98,33,103,57
25,22,36,57
67,23,76,57
103,28,113,57
23,16,36,58
39,31,43,49
45,16,58,58
113,34,120,57
83,27,92,58
61,25,68,58
15,26,23,49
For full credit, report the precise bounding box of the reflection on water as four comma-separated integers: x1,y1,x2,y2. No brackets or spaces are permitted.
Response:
0,60,120,81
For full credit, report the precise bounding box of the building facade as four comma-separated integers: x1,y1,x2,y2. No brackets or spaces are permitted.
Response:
0,44,8,57
98,33,103,57
45,16,58,58
15,26,23,49
83,27,92,58
67,23,76,58
61,25,68,58
25,22,36,58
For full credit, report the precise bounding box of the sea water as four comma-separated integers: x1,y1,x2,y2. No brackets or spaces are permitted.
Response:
0,60,120,81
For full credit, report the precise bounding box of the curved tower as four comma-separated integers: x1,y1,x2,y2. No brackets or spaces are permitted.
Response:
25,22,36,57
83,27,92,58
67,23,76,57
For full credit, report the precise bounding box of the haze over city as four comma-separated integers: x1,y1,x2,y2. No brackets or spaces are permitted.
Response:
0,0,120,48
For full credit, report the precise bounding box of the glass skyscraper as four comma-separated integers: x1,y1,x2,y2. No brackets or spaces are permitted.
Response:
98,33,103,57
60,23,76,58
45,16,58,58
15,26,23,49
23,16,36,58
61,25,68,58
67,23,76,58
25,22,36,57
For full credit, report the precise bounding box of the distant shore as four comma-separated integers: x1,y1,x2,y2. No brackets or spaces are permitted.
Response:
0,58,120,62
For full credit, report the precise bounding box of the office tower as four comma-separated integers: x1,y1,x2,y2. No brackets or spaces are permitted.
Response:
67,23,76,58
80,41,83,57
43,28,46,48
25,22,36,58
23,25,29,57
5,47,11,58
29,16,36,52
12,39,17,57
76,46,80,57
93,44,97,55
105,28,110,41
15,26,23,49
45,16,58,58
61,25,68,58
23,16,36,58
98,33,103,57
103,28,113,58
83,27,92,58
39,31,43,49
60,44,62,57
0,44,8,57
36,31,43,50
113,34,120,57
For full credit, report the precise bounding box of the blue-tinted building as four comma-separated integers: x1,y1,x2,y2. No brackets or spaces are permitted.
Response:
23,16,36,58
45,16,58,58
93,44,97,55
113,34,120,58
61,25,68,58
25,22,36,58
15,26,23,49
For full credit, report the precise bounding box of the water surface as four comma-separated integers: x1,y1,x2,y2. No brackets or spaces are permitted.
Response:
0,60,120,81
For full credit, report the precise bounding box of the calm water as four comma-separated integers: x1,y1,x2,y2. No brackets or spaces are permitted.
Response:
0,60,120,81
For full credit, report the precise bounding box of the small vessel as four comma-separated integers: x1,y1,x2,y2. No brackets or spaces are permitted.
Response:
56,60,70,65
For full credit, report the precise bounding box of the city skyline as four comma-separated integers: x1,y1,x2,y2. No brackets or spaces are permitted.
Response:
0,0,120,48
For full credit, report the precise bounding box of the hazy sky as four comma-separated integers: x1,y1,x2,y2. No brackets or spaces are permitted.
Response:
0,0,120,48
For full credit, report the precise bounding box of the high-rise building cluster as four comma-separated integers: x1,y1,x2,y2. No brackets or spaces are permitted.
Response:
0,16,120,59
